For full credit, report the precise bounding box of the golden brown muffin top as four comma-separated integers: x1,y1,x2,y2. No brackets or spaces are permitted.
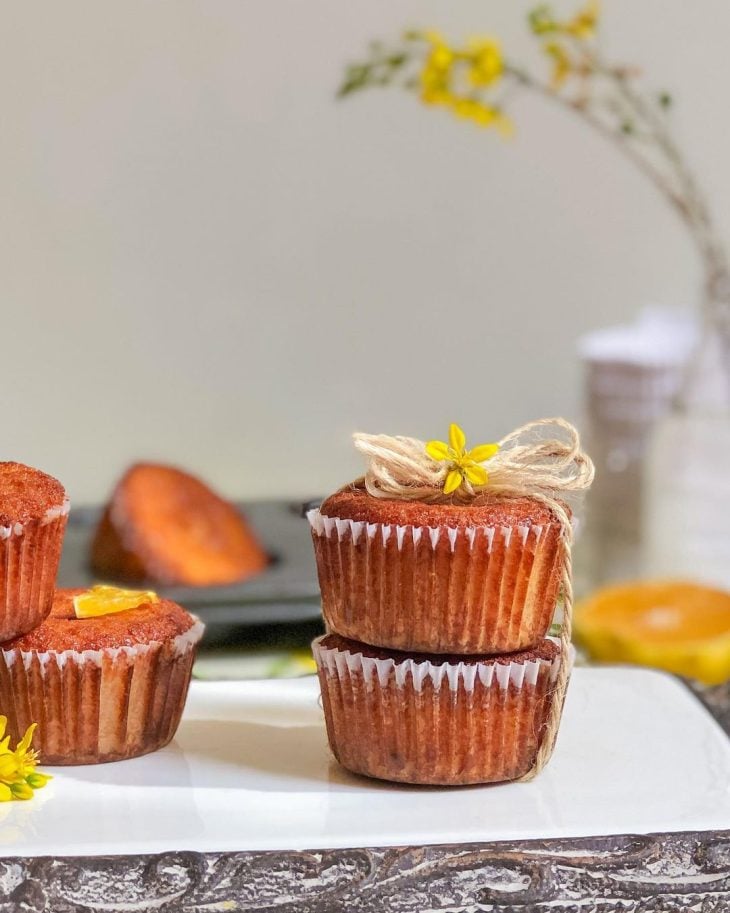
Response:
0,462,67,526
320,486,557,528
3,588,197,653
319,633,559,666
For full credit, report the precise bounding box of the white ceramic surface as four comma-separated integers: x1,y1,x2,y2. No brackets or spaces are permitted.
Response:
4,668,729,857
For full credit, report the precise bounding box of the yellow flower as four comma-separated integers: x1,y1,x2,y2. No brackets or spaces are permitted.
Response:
565,0,600,39
450,97,513,134
0,717,50,802
426,423,500,495
545,41,572,88
12,724,40,780
420,31,454,105
417,31,511,137
9,781,33,801
466,37,503,88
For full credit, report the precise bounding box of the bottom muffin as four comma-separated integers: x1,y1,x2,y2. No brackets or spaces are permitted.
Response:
313,633,564,785
0,588,204,765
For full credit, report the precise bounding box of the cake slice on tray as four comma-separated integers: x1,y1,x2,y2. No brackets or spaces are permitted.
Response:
91,462,268,587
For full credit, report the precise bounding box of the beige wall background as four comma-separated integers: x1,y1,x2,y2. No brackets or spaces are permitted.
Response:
2,1,724,504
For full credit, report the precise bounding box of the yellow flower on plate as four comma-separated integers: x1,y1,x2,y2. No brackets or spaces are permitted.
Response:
0,716,50,802
426,423,500,495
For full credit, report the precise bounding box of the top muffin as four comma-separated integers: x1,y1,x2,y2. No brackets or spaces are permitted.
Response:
0,462,67,527
310,484,565,654
0,461,69,642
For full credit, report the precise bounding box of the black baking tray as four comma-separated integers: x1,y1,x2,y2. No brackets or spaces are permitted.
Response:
57,500,322,627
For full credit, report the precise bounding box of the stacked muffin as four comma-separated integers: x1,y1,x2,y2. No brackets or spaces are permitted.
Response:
0,462,203,765
308,430,577,785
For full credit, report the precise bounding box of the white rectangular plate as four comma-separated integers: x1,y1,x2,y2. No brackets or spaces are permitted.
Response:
5,667,730,857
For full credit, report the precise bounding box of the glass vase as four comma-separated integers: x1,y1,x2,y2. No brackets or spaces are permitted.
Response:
643,304,730,588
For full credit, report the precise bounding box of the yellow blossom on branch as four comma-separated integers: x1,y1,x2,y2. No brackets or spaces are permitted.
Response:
466,37,504,88
0,717,50,802
426,423,500,495
565,0,600,39
545,42,573,89
417,32,512,135
420,34,454,106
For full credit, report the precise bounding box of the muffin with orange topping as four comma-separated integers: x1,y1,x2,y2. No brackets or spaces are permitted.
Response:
0,586,204,765
0,462,69,641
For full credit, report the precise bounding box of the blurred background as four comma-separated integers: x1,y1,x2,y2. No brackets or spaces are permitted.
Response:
7,0,730,694
2,0,722,502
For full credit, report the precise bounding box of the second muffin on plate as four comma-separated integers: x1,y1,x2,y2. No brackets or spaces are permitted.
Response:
0,586,204,765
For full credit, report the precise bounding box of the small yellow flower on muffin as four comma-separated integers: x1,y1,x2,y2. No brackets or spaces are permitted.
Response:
426,423,500,494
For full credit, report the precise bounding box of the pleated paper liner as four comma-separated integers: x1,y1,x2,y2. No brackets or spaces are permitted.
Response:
0,621,204,765
313,633,565,785
0,501,69,641
308,508,563,654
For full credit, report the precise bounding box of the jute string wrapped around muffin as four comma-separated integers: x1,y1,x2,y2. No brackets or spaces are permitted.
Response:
350,418,595,780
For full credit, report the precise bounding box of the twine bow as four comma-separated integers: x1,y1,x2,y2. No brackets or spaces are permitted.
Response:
351,418,594,780
353,417,593,505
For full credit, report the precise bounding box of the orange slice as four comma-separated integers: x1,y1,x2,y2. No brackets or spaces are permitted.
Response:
73,585,159,619
574,580,730,685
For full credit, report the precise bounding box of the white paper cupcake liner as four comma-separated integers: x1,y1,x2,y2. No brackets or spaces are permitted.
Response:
0,505,69,641
0,620,204,765
313,634,561,692
313,635,567,785
308,508,563,654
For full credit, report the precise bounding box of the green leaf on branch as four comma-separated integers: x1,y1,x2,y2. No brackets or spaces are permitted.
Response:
338,65,372,98
529,4,557,35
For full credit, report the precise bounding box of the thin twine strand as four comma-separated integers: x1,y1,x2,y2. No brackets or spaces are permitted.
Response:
516,495,573,781
350,418,592,780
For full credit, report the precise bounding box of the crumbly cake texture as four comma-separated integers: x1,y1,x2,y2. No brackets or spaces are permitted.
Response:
320,487,557,529
0,462,67,526
309,490,564,654
0,587,203,765
314,634,561,785
2,588,196,652
91,463,268,586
